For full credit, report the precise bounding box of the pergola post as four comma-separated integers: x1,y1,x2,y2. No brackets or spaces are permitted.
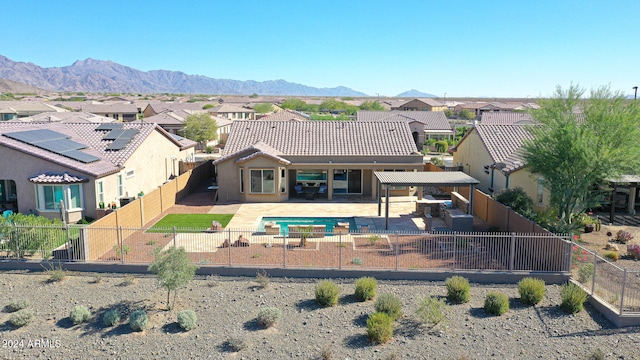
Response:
468,185,475,215
385,185,390,230
377,181,382,216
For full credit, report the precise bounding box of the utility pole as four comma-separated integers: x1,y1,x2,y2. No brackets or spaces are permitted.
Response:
633,86,638,100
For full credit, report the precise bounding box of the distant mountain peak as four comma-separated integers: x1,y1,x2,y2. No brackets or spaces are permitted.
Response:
396,89,437,98
0,54,368,96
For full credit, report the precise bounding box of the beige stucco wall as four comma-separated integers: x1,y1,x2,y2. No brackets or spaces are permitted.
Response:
453,130,494,193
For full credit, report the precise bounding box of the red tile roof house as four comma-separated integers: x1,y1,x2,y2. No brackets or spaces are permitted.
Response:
213,120,423,202
357,110,453,149
0,122,196,223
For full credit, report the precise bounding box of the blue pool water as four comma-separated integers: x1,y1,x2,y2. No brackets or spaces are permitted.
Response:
258,216,357,236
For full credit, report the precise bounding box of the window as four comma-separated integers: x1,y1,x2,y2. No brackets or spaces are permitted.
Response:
37,184,83,211
239,169,244,193
117,174,124,197
126,169,135,178
280,168,286,193
97,181,104,203
250,169,275,194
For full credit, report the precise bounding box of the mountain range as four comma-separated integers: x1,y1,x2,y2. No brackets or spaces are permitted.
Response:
396,89,437,98
0,55,372,97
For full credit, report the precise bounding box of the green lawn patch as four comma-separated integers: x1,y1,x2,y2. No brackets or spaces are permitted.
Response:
148,214,234,232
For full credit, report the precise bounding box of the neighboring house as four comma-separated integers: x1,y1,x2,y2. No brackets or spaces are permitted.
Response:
455,102,539,119
452,123,550,207
0,122,196,222
144,111,232,146
207,104,255,120
391,98,447,112
480,112,535,125
257,109,309,122
82,103,139,122
357,110,453,148
213,121,423,202
10,111,115,124
0,101,68,121
142,102,205,118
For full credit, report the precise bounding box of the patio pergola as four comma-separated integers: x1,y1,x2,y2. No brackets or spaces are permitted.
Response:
374,171,480,230
606,175,640,223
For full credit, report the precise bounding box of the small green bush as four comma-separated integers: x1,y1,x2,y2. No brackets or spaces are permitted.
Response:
9,309,34,327
226,335,248,352
315,280,340,307
352,257,364,265
518,277,546,305
366,312,393,344
415,296,447,327
7,300,30,312
177,309,197,331
70,305,91,325
103,309,121,327
129,310,149,331
445,276,470,304
560,283,588,314
578,263,594,283
484,292,509,315
354,277,377,301
43,263,67,282
256,307,281,328
604,251,619,262
374,293,402,321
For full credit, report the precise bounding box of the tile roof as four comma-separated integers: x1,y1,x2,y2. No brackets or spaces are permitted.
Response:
0,101,68,114
258,110,309,121
356,111,451,131
209,104,255,113
82,103,139,114
473,124,536,174
0,122,185,177
221,120,418,157
16,111,115,123
146,102,205,115
29,172,89,184
395,98,445,108
480,112,535,125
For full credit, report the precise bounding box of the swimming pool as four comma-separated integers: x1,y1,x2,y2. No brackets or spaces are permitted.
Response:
258,216,357,236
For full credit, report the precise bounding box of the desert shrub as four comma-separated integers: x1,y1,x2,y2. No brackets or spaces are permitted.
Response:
103,309,121,327
352,257,364,265
374,293,402,321
415,296,447,327
7,300,30,312
495,187,534,217
615,230,634,243
560,283,588,314
256,307,281,328
589,349,605,360
9,309,34,327
122,274,136,286
226,335,248,352
366,312,393,344
315,280,340,307
354,277,377,301
69,305,91,325
604,251,619,262
484,292,509,315
627,244,640,260
129,310,149,331
177,309,197,331
148,246,199,309
578,263,594,283
435,140,448,153
43,263,67,282
518,277,546,305
445,276,470,304
255,269,270,289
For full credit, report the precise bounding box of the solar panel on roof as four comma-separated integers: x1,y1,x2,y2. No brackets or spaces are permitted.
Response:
4,129,68,143
119,128,139,139
106,138,130,151
103,129,125,140
96,123,123,131
63,150,100,164
37,139,85,153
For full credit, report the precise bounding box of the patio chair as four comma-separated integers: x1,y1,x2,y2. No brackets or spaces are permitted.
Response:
317,185,327,196
294,185,304,196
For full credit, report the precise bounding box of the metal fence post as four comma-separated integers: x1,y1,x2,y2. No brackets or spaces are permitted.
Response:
14,223,19,259
228,228,232,267
173,226,177,247
66,226,72,262
283,229,287,268
452,232,457,270
591,252,597,294
119,226,124,265
338,232,342,270
509,232,516,271
395,232,399,271
619,268,627,314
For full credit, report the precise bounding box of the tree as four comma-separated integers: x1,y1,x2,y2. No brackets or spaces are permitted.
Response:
522,84,640,223
444,109,454,118
148,247,199,309
495,187,534,218
359,100,385,111
458,109,476,120
181,113,218,147
253,103,274,114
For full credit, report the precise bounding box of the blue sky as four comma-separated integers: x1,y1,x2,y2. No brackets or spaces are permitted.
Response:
3,0,638,97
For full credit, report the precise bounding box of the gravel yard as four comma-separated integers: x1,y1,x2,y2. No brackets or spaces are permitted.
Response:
1,271,639,359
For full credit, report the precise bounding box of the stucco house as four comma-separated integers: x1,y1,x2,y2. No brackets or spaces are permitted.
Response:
213,121,423,202
391,98,447,112
452,122,550,207
0,101,68,121
0,122,196,222
357,110,453,148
